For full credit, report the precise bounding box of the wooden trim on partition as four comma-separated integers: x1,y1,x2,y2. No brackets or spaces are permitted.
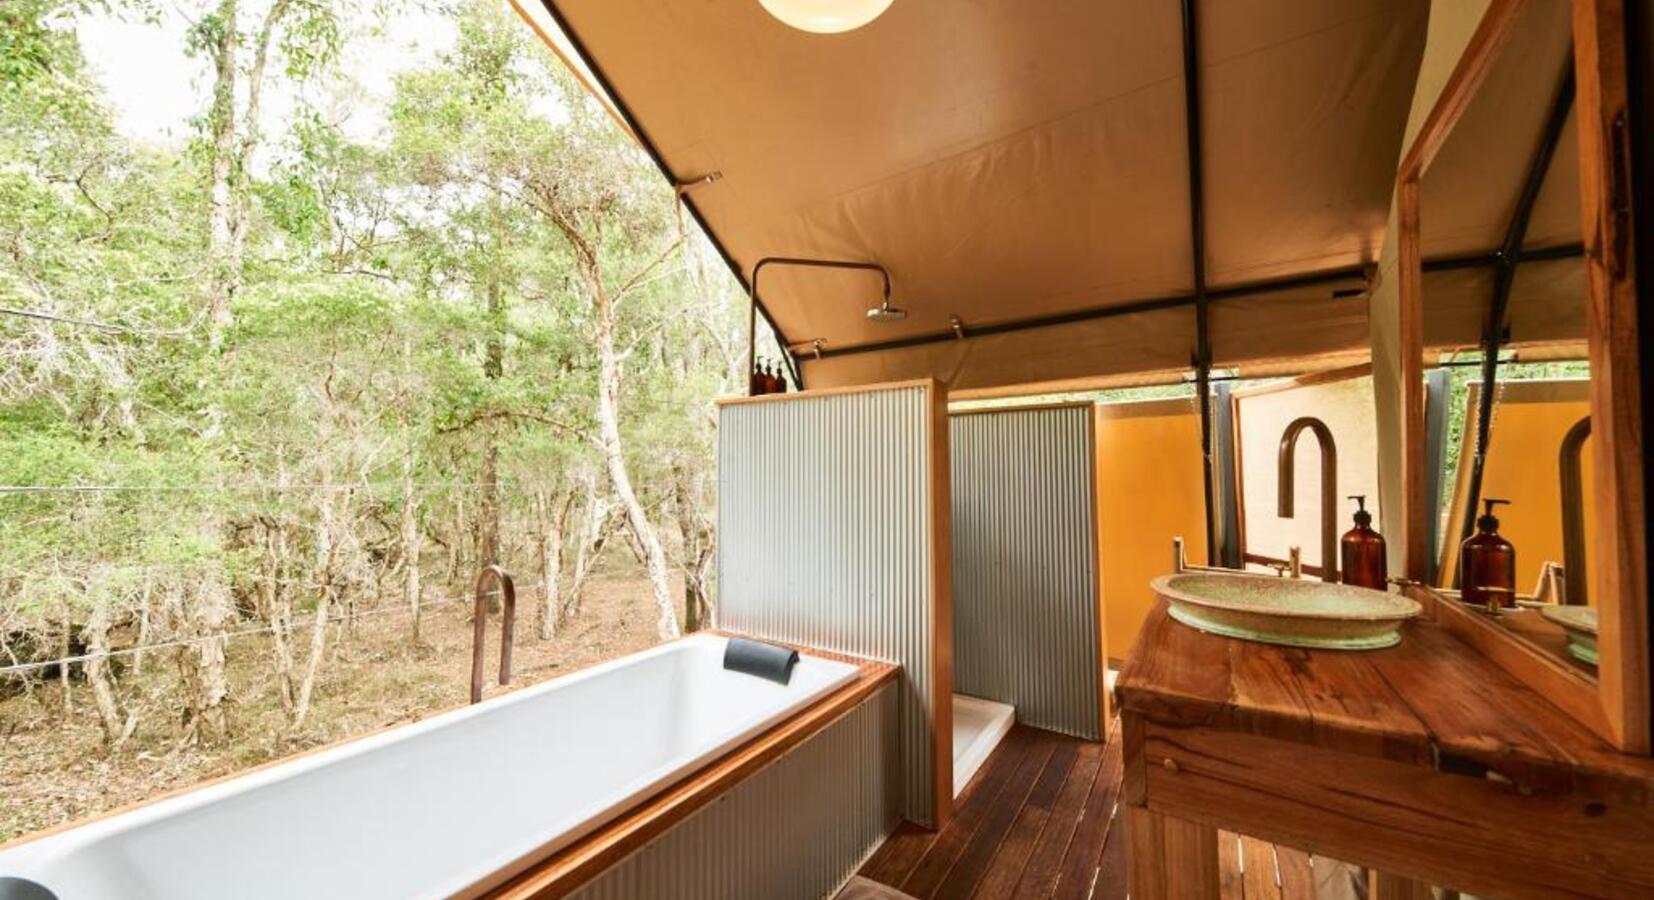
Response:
1399,177,1431,584
924,377,955,827
714,377,937,407
1087,402,1112,734
1227,361,1373,400
947,399,1096,417
478,660,900,899
1573,0,1651,753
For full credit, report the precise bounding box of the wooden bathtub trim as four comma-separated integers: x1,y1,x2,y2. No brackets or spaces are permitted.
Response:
476,656,900,900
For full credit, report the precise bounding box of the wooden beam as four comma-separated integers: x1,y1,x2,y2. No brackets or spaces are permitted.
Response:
1573,0,1651,752
1137,721,1654,899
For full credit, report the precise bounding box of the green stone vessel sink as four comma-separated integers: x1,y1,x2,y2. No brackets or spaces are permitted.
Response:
1151,571,1423,650
1537,604,1598,665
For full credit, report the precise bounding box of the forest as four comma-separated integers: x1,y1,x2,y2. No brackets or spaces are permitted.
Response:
2,0,758,837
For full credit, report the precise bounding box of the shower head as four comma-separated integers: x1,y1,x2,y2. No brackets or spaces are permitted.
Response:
866,301,907,322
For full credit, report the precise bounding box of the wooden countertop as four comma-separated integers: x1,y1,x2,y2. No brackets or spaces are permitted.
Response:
1116,600,1654,790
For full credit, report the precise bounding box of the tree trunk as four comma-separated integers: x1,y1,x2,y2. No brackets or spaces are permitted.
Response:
589,277,679,641
84,602,134,747
400,420,423,645
564,488,611,620
291,476,349,731
204,0,240,346
535,486,576,639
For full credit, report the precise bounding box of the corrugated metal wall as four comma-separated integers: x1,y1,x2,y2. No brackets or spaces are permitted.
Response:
569,683,900,900
717,385,943,825
951,405,1102,739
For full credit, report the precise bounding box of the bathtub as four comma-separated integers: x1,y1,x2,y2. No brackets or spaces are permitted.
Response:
0,633,860,900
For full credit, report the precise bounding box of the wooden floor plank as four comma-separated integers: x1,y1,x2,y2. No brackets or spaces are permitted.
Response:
968,738,1081,899
1218,831,1244,900
898,727,1048,896
859,821,938,888
1008,740,1104,899
1241,837,1283,900
1090,810,1128,900
1275,846,1314,900
922,731,1060,898
860,723,1313,900
1049,731,1123,898
861,726,1037,888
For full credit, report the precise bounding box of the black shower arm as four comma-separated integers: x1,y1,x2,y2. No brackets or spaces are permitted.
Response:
745,257,891,395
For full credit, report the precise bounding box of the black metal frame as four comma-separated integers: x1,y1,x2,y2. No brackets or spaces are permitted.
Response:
748,257,891,395
537,1,803,390
1180,0,1220,560
1456,66,1577,547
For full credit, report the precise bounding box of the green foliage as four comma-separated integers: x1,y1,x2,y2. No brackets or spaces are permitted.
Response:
1,0,750,644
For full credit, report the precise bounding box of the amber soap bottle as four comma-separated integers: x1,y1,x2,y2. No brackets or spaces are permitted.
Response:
1339,495,1387,590
1461,498,1516,609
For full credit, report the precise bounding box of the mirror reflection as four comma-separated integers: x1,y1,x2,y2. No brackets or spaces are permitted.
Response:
1419,0,1594,672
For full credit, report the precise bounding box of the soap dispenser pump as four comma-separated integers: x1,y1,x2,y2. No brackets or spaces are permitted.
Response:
1461,498,1516,610
1340,495,1387,590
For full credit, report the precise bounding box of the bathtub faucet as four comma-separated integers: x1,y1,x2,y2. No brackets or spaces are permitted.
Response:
471,565,517,704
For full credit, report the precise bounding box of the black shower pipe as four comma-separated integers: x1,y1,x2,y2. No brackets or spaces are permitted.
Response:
748,257,892,396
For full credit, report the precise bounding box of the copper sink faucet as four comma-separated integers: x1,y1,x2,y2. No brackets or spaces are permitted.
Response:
1278,417,1338,583
471,564,517,704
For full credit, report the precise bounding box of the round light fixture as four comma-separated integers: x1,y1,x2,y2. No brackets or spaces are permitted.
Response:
758,0,894,33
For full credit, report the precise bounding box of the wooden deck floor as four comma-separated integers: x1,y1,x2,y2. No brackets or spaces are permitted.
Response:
856,724,1322,900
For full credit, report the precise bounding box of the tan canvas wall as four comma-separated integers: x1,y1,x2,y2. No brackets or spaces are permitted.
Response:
1095,398,1206,661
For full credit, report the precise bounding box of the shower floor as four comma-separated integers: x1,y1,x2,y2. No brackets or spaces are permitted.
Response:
952,694,1015,798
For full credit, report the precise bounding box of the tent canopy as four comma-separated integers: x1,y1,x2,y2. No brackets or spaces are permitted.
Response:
1418,0,1586,354
541,1,1468,391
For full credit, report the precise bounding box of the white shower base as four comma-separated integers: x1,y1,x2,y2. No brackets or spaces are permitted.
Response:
952,694,1016,798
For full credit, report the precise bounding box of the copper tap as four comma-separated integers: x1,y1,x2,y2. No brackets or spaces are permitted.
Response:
1277,417,1338,583
471,564,517,704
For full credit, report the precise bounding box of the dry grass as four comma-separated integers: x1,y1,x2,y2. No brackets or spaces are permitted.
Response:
0,574,677,843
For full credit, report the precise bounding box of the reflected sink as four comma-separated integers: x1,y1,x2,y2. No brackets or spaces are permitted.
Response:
1150,572,1422,650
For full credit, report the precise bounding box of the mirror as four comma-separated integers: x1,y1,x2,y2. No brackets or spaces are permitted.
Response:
1415,0,1597,673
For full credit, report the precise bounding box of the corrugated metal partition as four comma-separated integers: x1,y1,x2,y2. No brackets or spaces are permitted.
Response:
717,381,950,826
569,684,900,900
950,404,1104,739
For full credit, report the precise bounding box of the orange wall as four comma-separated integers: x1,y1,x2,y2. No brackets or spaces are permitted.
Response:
1460,391,1597,599
1096,399,1207,661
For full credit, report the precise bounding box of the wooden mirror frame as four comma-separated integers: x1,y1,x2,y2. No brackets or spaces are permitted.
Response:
1396,0,1649,752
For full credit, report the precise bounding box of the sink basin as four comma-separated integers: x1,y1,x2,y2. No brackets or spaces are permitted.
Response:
1537,604,1598,665
1151,571,1422,650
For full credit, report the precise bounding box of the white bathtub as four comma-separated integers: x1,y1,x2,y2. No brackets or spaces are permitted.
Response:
0,633,859,900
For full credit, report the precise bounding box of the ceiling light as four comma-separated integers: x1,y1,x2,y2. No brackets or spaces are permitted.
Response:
758,0,894,33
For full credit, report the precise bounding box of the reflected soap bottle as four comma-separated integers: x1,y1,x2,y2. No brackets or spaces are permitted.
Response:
1339,495,1387,590
1461,498,1516,610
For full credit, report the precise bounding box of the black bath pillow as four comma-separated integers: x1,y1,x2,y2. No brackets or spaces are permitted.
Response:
723,637,801,686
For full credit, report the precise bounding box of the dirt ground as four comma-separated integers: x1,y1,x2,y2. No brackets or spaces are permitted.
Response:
0,575,677,843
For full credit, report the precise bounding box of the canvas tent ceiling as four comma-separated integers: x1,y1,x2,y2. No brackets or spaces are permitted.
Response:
538,0,1436,391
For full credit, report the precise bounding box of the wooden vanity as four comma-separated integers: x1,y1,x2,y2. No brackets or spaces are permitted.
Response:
1116,599,1654,899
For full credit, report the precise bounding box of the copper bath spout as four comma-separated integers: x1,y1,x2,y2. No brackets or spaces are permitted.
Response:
471,564,517,704
1278,416,1338,583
